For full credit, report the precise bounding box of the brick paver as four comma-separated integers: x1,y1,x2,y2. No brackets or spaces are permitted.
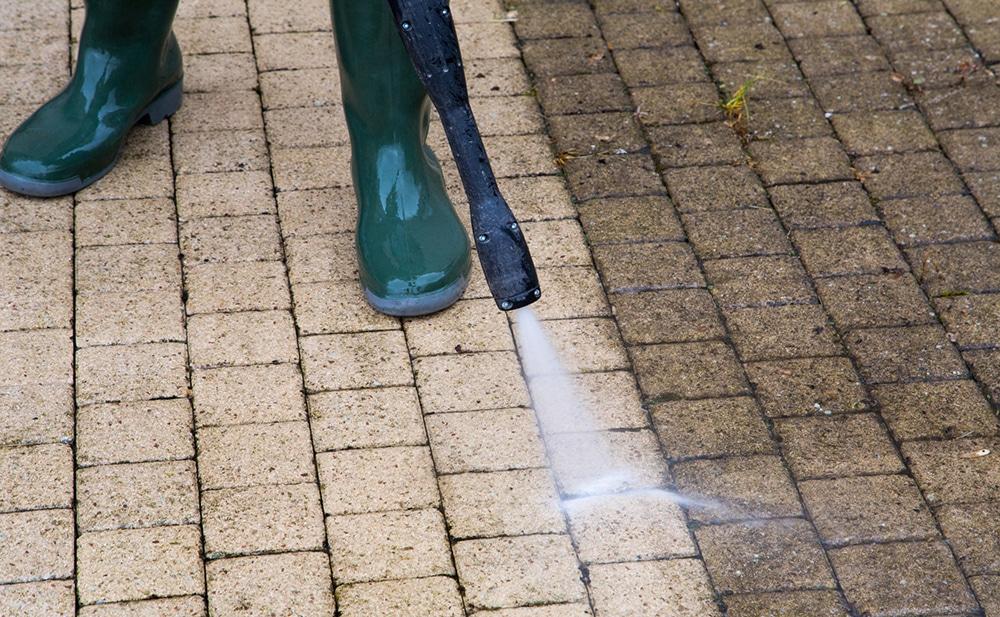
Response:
1,0,999,615
513,0,1000,615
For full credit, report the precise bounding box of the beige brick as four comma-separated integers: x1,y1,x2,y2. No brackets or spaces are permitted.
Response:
0,64,64,106
202,483,325,558
0,230,71,281
78,525,203,605
309,386,426,451
187,310,298,368
496,176,574,222
293,280,398,335
450,0,506,22
466,259,492,299
174,16,252,54
259,68,341,110
253,32,337,71
77,290,184,347
171,91,263,133
0,443,73,512
468,94,545,136
77,461,199,532
440,469,564,538
78,596,205,616
326,509,453,583
77,399,193,465
0,231,72,331
337,577,464,617
516,317,628,375
172,129,268,175
564,492,696,563
455,21,520,59
77,342,188,405
532,266,610,321
184,52,257,93
75,155,173,201
206,552,335,616
414,351,529,412
0,28,65,66
285,232,357,284
0,0,68,30
0,328,72,387
0,106,40,148
192,363,305,427
0,509,74,584
271,145,353,192
0,287,70,332
175,171,275,220
185,261,291,315
0,580,75,617
317,446,438,515
405,298,514,356
76,244,181,294
264,105,349,148
547,430,668,496
275,187,356,237
520,220,592,268
175,1,246,19
455,535,586,610
0,384,73,447
179,214,282,264
589,559,721,617
529,370,646,433
471,606,593,617
247,0,329,33
119,124,169,159
300,330,413,391
75,198,176,246
0,196,73,235
197,421,315,489
426,408,547,473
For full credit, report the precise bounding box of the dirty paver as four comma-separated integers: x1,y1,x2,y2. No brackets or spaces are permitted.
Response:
1,0,999,615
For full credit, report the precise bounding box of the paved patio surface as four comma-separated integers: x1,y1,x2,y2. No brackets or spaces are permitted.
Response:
1,0,1000,615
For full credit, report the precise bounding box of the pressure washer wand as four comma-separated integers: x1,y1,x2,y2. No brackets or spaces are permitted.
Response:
387,0,541,311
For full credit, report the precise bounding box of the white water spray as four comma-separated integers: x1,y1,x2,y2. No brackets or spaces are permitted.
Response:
514,307,717,510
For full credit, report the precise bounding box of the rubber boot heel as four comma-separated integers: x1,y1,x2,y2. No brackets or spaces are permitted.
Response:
140,80,183,125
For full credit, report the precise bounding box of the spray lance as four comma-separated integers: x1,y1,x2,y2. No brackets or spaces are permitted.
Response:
386,0,541,312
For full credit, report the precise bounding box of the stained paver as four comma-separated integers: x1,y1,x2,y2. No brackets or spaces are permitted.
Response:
1,0,999,615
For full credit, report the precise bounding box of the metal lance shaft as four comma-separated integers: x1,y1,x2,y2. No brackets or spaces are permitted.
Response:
386,0,541,311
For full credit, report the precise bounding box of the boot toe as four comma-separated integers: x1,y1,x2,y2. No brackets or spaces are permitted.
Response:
364,269,470,317
0,142,85,197
361,247,472,317
0,119,116,196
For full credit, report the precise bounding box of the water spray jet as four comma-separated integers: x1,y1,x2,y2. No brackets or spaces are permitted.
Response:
387,0,726,522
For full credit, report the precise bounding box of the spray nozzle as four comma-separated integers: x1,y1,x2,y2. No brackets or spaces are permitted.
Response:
387,0,541,313
472,199,540,312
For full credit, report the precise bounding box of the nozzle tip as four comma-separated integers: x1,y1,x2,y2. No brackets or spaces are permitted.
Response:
496,285,541,312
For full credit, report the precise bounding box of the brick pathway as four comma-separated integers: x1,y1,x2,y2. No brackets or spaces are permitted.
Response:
0,0,999,615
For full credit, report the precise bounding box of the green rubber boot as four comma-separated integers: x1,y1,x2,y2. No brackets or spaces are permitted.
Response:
330,0,472,317
0,0,182,197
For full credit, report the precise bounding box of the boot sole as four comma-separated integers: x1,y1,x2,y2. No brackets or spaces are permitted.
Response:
364,273,469,317
0,79,183,198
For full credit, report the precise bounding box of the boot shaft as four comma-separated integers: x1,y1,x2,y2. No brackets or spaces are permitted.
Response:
81,0,180,43
75,0,182,96
330,0,429,132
